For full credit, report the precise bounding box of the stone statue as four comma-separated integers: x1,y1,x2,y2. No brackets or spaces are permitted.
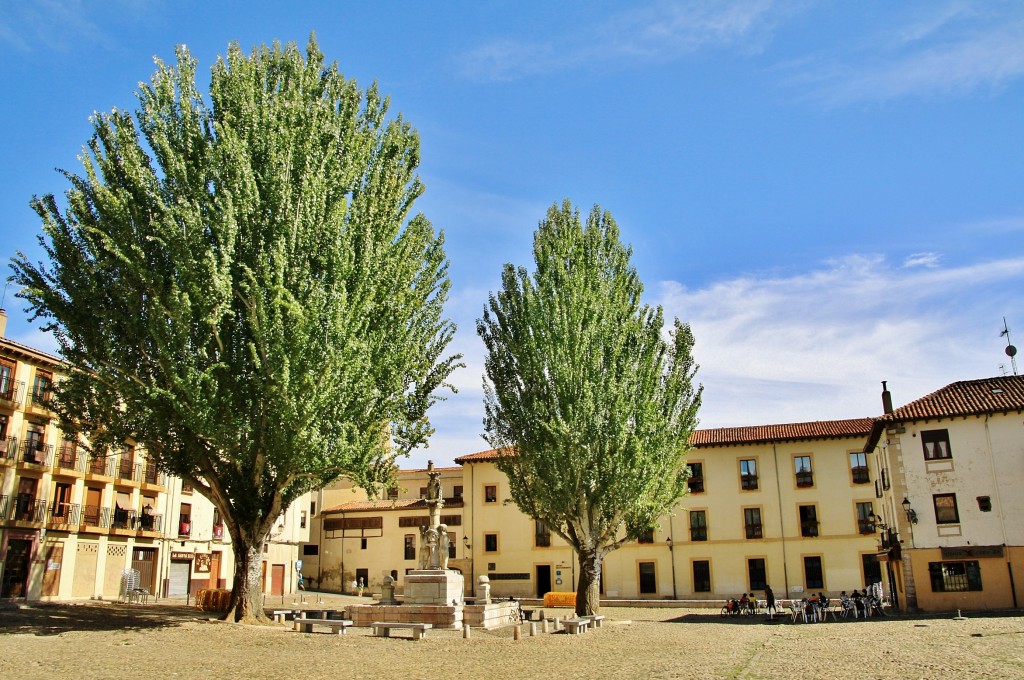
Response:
419,526,438,570
437,524,450,570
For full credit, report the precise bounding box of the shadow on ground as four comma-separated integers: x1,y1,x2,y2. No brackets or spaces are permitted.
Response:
0,602,203,636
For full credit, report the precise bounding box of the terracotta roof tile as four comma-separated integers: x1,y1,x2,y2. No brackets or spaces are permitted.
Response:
882,375,1024,422
454,447,514,464
454,420,873,461
690,418,874,447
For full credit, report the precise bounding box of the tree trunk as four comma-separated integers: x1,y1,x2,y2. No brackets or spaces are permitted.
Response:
575,548,602,616
224,535,269,623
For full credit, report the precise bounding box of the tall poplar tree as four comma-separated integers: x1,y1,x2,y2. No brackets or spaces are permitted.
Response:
12,37,460,622
478,200,701,615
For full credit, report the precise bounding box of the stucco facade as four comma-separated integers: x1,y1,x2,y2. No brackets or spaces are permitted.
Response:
0,312,310,603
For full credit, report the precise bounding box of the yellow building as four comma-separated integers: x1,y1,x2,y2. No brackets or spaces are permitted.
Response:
0,311,309,602
866,376,1024,611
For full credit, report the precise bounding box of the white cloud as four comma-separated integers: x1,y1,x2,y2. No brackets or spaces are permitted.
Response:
654,253,1024,428
786,5,1024,104
902,252,941,268
458,0,795,82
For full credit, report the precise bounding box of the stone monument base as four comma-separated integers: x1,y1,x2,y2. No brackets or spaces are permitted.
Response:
348,603,463,629
404,569,465,606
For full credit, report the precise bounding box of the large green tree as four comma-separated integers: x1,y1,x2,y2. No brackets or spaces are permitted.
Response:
12,37,460,622
478,200,701,615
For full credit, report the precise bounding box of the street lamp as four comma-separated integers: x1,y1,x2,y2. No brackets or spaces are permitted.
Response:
666,537,678,600
901,497,918,524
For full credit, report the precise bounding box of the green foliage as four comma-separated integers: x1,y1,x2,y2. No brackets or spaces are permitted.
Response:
478,200,701,558
13,37,460,539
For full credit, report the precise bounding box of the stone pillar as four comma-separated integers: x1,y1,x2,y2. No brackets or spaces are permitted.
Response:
379,575,399,605
476,575,491,604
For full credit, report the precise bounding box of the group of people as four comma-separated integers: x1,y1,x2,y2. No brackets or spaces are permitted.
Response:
839,587,886,618
725,583,887,621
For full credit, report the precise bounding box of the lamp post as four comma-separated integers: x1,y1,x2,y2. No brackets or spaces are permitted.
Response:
901,498,918,524
463,535,473,595
666,537,678,600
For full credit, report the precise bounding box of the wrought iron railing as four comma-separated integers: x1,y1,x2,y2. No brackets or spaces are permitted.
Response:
118,460,142,483
140,512,161,532
3,495,49,522
88,455,117,477
49,501,81,525
143,463,162,485
0,378,25,403
81,504,112,529
20,440,54,466
0,436,17,463
54,441,86,472
27,387,52,408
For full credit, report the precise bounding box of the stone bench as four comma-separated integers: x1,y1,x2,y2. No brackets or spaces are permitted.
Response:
562,618,589,635
371,622,432,640
272,609,300,623
580,614,606,628
294,617,353,635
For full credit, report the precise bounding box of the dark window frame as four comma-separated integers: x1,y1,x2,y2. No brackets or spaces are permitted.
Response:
687,462,704,493
747,558,767,591
933,493,960,524
744,507,763,539
922,429,952,460
692,560,711,592
740,459,759,491
928,560,982,592
484,533,498,552
689,510,707,542
804,555,824,589
849,452,870,484
794,455,814,488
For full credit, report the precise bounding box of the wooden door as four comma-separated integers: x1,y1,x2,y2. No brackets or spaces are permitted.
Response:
41,543,63,596
15,477,37,520
132,548,157,593
209,551,222,589
1,539,32,597
271,564,285,596
84,487,102,526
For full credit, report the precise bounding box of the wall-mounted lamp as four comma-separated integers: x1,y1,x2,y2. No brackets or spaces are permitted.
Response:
666,537,673,551
902,497,918,524
867,511,887,533
462,535,471,552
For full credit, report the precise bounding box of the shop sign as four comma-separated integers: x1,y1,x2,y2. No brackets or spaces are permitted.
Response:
940,545,1003,559
194,553,211,573
171,551,194,561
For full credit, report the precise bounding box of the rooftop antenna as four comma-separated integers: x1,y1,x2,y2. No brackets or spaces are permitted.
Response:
1000,317,1018,376
0,279,9,311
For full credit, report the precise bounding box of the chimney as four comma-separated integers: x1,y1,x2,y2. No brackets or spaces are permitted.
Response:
881,380,893,415
0,308,7,338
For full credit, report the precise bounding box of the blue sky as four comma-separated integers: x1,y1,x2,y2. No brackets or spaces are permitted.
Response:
2,1,1023,467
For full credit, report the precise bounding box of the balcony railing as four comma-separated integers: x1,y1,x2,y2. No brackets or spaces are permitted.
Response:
179,517,192,536
140,512,161,532
54,442,86,472
117,460,142,483
0,436,17,463
143,463,162,486
81,504,112,529
0,378,25,404
1,494,49,522
213,523,224,539
795,471,814,488
111,507,138,530
20,440,54,466
741,474,759,491
27,387,52,409
88,455,117,477
851,466,870,484
800,520,819,537
745,523,763,539
49,501,81,525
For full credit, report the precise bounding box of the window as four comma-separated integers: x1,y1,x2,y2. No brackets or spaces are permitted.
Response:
804,556,824,589
637,528,654,544
360,538,368,550
744,508,763,539
977,496,992,512
922,429,952,460
448,532,456,559
454,485,463,499
484,485,497,503
798,505,819,537
484,533,498,552
794,456,813,487
179,502,192,536
31,370,52,404
740,459,758,490
212,509,223,538
856,502,875,534
849,452,870,484
862,554,882,587
0,359,15,400
687,462,704,493
689,510,707,541
387,487,399,500
302,544,319,556
300,511,307,529
419,487,428,498
404,535,416,560
535,520,551,547
747,558,767,591
928,561,982,592
692,560,711,592
310,501,317,516
933,494,960,524
638,562,657,594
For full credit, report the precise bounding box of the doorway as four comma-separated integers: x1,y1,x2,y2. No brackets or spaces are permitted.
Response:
41,543,63,596
536,565,552,598
132,547,157,593
2,539,33,597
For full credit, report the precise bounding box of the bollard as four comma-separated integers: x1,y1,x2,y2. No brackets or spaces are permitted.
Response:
542,619,551,634
529,621,537,637
553,617,561,631
463,623,471,639
513,624,521,640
